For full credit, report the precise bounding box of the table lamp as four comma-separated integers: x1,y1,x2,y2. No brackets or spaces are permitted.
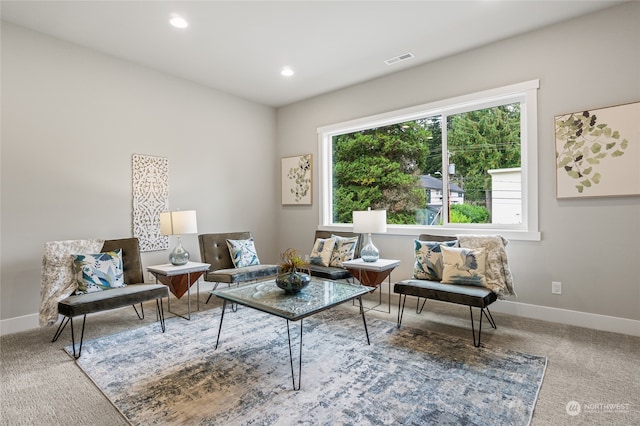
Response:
160,210,198,265
353,208,387,262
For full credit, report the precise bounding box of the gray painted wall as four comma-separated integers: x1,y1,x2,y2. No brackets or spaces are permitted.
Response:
1,23,279,321
276,3,640,322
1,3,638,331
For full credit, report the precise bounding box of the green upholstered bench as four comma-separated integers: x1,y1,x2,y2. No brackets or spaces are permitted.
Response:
198,232,278,303
52,238,168,358
394,234,498,347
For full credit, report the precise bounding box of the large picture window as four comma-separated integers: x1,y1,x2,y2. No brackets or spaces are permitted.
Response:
318,80,540,240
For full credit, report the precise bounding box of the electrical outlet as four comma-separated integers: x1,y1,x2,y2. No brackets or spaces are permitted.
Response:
148,272,156,282
552,281,562,295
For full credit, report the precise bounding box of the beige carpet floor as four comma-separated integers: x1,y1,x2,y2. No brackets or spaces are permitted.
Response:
2,282,639,425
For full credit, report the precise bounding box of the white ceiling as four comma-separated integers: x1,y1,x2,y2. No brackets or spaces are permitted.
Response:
0,1,624,107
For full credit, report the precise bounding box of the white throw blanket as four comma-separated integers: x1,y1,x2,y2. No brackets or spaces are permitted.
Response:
456,234,516,299
39,239,105,327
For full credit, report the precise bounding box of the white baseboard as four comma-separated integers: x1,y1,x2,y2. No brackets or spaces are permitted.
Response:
1,313,40,336
2,302,638,337
490,300,640,337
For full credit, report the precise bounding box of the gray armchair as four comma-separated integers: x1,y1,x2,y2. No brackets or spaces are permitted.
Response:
198,232,278,303
50,237,168,358
307,230,363,281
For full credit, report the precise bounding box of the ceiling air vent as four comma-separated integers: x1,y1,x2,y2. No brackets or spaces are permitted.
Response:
384,52,415,65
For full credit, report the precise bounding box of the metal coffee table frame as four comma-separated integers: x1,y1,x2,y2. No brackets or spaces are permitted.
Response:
213,278,373,390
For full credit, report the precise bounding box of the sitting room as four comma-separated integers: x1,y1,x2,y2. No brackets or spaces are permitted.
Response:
1,1,639,425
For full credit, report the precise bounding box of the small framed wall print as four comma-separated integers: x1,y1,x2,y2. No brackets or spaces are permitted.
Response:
555,101,639,199
282,154,312,205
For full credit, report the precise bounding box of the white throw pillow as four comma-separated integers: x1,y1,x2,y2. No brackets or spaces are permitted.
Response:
310,237,336,267
226,238,261,268
440,246,487,287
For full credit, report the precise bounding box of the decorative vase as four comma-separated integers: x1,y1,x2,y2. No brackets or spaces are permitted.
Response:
360,232,379,262
168,236,190,266
275,270,311,294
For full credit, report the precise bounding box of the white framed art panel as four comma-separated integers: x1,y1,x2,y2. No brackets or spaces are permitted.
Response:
132,154,169,251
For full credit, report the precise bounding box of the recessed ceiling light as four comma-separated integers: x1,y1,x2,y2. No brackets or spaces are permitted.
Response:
169,14,189,29
281,67,294,77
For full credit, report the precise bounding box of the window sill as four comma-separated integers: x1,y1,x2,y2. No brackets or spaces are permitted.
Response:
318,224,541,242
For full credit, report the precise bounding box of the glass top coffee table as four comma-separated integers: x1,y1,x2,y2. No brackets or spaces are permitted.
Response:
212,278,373,390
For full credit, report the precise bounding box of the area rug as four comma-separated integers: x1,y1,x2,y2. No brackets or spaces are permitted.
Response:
66,307,546,425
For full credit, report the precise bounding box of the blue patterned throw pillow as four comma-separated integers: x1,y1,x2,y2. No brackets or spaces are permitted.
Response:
73,249,125,294
413,240,458,281
440,245,487,287
226,238,260,268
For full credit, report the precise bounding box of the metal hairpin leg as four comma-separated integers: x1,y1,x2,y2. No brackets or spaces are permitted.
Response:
215,296,370,391
132,302,145,319
51,316,70,343
214,299,239,353
136,299,166,332
205,282,221,304
215,300,227,350
149,298,167,332
416,297,427,314
358,296,371,345
52,299,167,359
207,283,237,311
470,306,497,347
69,315,87,359
484,307,497,329
397,294,407,328
157,298,166,332
286,319,304,391
51,315,86,359
287,298,369,391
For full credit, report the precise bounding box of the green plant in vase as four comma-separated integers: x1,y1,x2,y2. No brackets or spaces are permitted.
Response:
276,248,311,294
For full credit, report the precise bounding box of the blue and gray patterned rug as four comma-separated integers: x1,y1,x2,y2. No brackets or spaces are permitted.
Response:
66,306,546,425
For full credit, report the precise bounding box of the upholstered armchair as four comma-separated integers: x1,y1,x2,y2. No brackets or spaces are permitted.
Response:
46,237,168,358
198,232,278,303
307,230,363,281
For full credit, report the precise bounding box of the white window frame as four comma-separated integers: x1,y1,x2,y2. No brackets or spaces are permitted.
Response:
318,80,541,241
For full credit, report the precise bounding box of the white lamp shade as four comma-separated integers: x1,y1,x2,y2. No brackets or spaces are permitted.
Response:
160,210,198,236
352,210,387,234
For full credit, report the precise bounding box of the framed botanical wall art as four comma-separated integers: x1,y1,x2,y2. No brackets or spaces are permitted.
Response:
555,101,639,199
282,154,312,205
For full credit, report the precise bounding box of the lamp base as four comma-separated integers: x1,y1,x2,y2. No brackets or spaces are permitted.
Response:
169,237,190,266
360,233,379,262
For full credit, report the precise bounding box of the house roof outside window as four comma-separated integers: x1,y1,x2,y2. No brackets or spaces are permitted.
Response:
420,175,465,193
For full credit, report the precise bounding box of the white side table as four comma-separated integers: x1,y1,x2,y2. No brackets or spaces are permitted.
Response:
342,258,400,313
147,262,210,320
